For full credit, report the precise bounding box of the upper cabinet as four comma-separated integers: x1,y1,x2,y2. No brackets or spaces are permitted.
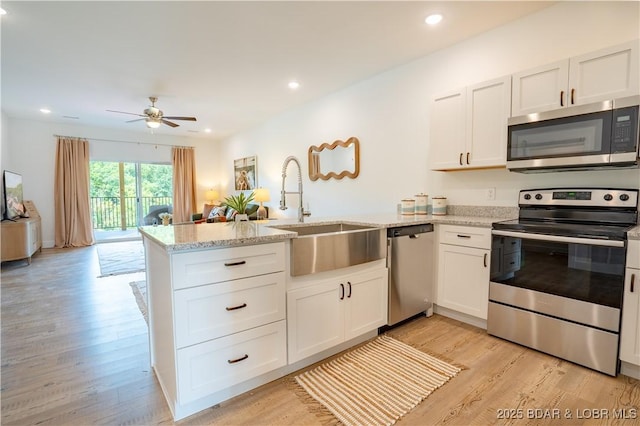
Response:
430,76,511,171
512,40,639,116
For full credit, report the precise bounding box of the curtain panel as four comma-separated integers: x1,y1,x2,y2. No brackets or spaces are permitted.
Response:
54,137,94,247
172,147,197,223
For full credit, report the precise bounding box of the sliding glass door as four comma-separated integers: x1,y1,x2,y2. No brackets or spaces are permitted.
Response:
90,161,172,241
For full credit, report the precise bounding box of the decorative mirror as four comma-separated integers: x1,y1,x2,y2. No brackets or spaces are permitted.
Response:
308,137,360,181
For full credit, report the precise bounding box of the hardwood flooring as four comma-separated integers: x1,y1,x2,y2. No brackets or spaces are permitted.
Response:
2,246,639,425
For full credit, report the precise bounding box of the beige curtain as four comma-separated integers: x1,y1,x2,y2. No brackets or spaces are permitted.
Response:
172,146,197,223
54,137,94,247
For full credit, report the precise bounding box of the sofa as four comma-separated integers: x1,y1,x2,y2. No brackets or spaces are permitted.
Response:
192,203,268,223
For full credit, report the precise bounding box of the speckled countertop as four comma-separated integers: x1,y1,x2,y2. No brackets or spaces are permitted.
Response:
139,206,520,251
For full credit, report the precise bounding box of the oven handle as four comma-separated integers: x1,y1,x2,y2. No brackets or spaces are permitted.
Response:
491,230,625,248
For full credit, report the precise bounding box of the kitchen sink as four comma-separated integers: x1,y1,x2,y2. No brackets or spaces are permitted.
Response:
270,222,386,276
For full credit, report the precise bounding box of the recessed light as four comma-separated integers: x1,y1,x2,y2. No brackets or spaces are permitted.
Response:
204,128,212,133
425,14,443,25
288,81,300,90
0,8,7,16
40,108,51,114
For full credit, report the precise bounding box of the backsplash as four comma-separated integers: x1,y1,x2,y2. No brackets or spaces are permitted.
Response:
446,205,518,219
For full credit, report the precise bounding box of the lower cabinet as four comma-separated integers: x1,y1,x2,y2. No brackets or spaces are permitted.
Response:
620,240,640,369
436,225,491,320
287,266,388,364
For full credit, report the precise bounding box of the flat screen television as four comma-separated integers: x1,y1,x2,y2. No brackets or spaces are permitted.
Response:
3,170,25,220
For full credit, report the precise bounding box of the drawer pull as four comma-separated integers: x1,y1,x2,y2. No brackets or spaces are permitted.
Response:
226,303,247,311
227,354,249,364
560,90,564,107
483,253,488,268
459,153,463,166
631,274,636,293
466,152,470,165
347,281,352,298
339,283,345,300
457,234,471,239
570,88,575,105
224,260,247,267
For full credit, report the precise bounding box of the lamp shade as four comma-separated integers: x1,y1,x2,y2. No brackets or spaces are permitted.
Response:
205,189,219,203
254,188,271,203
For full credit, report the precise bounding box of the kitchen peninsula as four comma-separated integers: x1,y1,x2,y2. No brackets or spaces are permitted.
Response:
139,209,517,420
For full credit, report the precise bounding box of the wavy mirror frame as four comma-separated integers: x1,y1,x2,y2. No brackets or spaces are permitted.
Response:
308,137,360,181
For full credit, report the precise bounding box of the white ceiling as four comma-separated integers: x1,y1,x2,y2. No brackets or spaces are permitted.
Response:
1,1,553,141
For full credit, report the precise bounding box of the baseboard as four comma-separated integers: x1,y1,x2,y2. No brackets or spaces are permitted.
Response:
434,305,487,330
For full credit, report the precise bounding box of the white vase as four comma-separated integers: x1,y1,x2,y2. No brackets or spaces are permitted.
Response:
235,213,249,222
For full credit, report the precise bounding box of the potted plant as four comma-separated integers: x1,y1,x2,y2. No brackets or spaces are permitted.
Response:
159,212,172,226
224,191,255,221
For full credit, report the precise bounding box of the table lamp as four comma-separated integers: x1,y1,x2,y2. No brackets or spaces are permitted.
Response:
253,188,270,220
205,189,219,204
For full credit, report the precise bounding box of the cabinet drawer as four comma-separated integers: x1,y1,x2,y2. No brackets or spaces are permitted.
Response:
172,242,285,290
439,225,491,249
177,320,287,404
628,240,639,269
175,272,286,348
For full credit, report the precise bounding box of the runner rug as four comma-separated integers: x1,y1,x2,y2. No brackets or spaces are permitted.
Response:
294,335,462,426
97,240,145,277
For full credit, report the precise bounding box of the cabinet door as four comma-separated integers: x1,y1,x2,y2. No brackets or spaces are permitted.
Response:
620,268,639,366
429,88,467,170
569,40,639,106
437,244,490,319
344,268,388,340
466,76,511,168
512,60,569,116
287,279,344,364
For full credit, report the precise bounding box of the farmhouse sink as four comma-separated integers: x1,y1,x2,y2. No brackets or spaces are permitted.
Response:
270,222,386,276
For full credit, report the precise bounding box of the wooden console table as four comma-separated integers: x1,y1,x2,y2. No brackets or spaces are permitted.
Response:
1,201,42,264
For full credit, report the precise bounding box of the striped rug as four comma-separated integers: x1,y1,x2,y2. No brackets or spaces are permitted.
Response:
294,335,461,426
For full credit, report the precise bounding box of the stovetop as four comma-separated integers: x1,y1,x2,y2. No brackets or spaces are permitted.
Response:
492,218,634,241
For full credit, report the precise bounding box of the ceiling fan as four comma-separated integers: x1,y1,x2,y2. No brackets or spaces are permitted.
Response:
107,96,197,129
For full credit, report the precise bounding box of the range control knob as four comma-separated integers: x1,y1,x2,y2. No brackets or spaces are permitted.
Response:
523,194,532,200
535,194,543,200
620,193,630,201
604,194,613,201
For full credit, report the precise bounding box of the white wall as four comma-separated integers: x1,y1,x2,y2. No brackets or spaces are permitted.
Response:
219,1,640,220
5,118,219,247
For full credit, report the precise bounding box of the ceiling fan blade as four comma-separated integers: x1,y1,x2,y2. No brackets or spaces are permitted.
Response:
106,109,146,117
162,119,179,128
163,116,197,121
126,118,146,123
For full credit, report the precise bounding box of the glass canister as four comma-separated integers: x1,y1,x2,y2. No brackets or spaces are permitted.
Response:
401,199,415,215
432,197,447,215
414,194,428,215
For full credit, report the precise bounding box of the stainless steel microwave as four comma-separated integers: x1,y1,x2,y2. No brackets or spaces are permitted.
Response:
506,95,639,173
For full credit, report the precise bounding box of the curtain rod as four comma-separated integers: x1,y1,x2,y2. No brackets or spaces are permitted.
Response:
53,134,193,149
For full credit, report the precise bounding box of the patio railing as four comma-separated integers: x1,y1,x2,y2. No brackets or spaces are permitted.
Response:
91,196,172,230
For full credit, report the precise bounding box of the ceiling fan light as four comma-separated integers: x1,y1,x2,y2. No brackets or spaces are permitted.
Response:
146,118,161,129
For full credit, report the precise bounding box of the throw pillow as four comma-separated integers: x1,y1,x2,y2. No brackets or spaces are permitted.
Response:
225,207,237,220
208,205,227,219
202,203,216,219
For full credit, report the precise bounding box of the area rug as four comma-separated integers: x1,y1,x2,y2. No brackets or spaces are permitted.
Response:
97,240,145,277
129,280,148,324
294,335,462,426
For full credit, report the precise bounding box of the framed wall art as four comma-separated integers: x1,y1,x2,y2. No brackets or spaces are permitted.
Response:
234,156,257,190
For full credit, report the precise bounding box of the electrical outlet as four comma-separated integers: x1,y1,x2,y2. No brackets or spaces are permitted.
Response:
486,188,496,200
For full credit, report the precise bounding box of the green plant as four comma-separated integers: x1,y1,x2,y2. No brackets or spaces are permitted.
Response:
224,191,255,214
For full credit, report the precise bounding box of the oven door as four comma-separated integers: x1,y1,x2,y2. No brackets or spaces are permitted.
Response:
490,230,626,331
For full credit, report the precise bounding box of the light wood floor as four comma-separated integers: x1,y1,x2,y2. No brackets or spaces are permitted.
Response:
2,246,639,425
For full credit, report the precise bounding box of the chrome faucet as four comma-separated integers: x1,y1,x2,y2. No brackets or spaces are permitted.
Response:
280,156,311,222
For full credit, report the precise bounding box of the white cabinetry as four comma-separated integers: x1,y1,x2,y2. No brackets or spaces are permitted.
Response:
287,265,388,364
144,240,287,420
512,40,639,116
436,225,491,321
620,239,640,374
430,76,511,171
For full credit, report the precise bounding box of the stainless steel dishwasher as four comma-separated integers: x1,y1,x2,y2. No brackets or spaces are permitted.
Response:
386,224,435,326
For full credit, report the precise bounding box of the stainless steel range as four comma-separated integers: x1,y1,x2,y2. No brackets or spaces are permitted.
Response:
488,188,638,376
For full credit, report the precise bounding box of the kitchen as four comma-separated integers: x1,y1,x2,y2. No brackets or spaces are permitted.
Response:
2,1,640,424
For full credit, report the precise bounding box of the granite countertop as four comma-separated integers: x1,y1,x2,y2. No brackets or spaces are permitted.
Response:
139,206,519,252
